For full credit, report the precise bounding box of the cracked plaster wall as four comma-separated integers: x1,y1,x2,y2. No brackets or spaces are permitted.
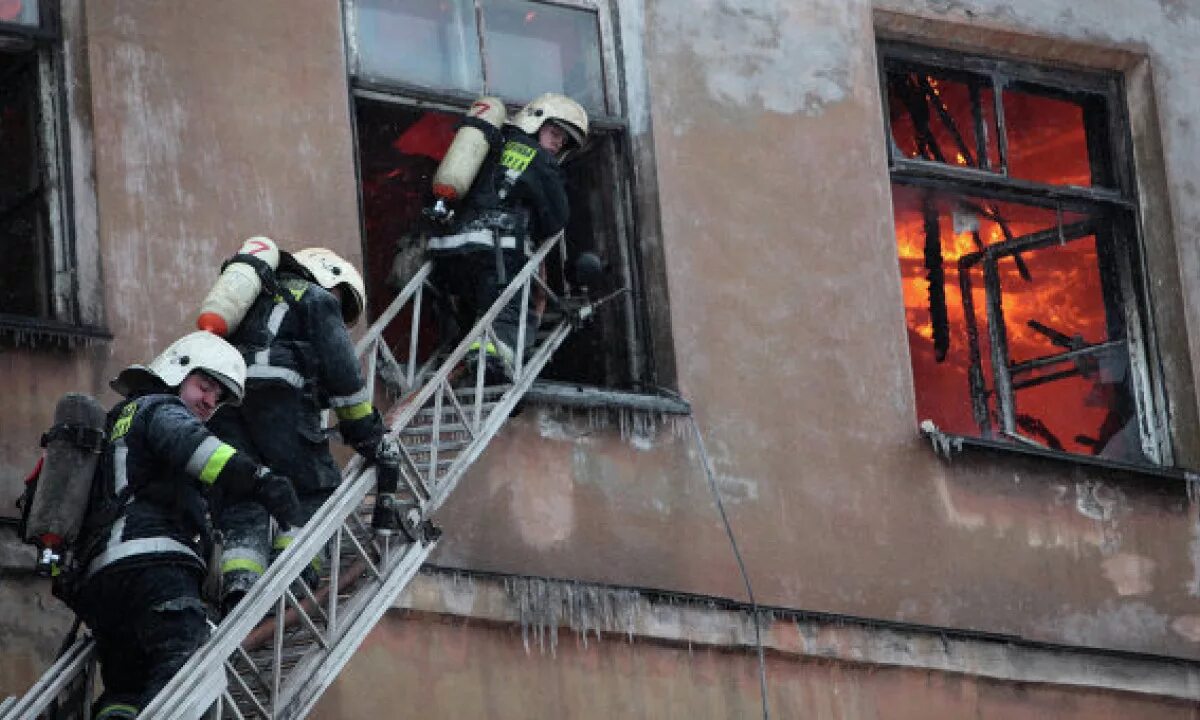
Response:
8,1,1200,703
429,0,1200,663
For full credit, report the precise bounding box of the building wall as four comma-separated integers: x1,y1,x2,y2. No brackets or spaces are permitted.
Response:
5,0,1200,708
427,0,1200,662
317,605,1200,720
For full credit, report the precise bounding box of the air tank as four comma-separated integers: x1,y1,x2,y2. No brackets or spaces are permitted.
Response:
197,236,280,336
428,97,507,221
24,393,107,575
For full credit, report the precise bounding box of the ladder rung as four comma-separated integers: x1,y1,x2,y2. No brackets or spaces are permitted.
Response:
401,422,475,438
409,403,499,424
402,438,471,454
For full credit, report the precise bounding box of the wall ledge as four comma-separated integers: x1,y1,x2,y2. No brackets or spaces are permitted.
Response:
394,566,1200,702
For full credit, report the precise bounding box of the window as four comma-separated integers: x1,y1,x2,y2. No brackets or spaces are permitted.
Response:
346,0,653,389
881,43,1168,466
0,1,97,343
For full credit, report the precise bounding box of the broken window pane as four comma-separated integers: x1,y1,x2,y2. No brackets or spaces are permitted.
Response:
1012,349,1140,460
997,233,1112,363
891,182,1144,463
0,48,50,318
355,0,483,94
887,66,1000,171
1003,84,1106,187
481,0,607,114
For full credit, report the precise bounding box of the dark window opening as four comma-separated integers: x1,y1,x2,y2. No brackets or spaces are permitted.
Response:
0,46,51,318
354,96,641,389
883,44,1162,466
0,3,94,346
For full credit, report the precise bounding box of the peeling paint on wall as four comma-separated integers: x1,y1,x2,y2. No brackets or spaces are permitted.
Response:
1075,481,1123,555
652,0,860,116
1171,615,1200,643
1045,600,1169,649
1100,553,1156,596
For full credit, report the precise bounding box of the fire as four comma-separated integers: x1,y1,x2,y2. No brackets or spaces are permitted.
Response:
890,77,1122,456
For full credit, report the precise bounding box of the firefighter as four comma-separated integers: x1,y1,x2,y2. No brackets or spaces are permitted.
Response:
426,92,588,381
76,331,304,720
208,246,402,615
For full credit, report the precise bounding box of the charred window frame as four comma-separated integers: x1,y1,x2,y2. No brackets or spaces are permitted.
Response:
343,0,660,392
880,42,1171,467
0,2,99,345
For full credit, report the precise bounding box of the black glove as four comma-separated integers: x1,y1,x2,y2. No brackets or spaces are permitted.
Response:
255,470,305,531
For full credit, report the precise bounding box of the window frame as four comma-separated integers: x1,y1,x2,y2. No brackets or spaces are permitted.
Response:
0,0,107,346
343,0,624,122
879,40,1172,467
342,0,666,393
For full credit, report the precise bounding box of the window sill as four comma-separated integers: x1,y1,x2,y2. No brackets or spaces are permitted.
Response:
919,420,1198,485
525,380,691,415
0,314,112,350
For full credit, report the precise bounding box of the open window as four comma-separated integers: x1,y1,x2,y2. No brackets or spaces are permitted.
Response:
346,0,651,390
0,1,99,345
881,43,1168,466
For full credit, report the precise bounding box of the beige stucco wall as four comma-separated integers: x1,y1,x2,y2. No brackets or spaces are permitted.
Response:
7,0,1200,705
428,0,1200,661
318,610,1200,719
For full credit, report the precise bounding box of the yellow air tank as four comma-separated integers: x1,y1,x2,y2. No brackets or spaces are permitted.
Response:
197,236,280,336
429,97,506,220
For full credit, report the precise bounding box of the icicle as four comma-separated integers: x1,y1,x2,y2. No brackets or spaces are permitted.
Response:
1187,472,1200,505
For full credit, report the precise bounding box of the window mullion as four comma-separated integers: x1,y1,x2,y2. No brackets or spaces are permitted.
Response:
992,73,1011,176
475,0,489,95
36,45,71,321
596,0,619,116
981,252,1017,437
342,0,360,80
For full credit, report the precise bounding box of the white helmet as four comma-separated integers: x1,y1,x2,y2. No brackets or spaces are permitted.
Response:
111,331,247,405
292,247,367,326
508,93,589,160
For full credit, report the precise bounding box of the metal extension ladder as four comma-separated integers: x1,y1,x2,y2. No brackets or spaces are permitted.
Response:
3,232,578,719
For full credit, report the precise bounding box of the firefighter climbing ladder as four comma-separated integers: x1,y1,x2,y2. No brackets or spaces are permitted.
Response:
3,232,579,720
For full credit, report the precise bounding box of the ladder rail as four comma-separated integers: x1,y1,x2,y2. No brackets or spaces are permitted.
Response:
1,635,95,720
367,232,564,444
140,462,384,717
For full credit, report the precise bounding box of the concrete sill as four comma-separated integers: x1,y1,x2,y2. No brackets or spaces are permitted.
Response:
0,314,111,350
919,421,1198,485
524,380,691,415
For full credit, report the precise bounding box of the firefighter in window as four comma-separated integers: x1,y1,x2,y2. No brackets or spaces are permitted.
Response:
423,92,588,383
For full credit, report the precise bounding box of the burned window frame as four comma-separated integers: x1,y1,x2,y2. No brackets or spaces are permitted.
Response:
0,1,104,346
343,0,662,391
879,41,1172,467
